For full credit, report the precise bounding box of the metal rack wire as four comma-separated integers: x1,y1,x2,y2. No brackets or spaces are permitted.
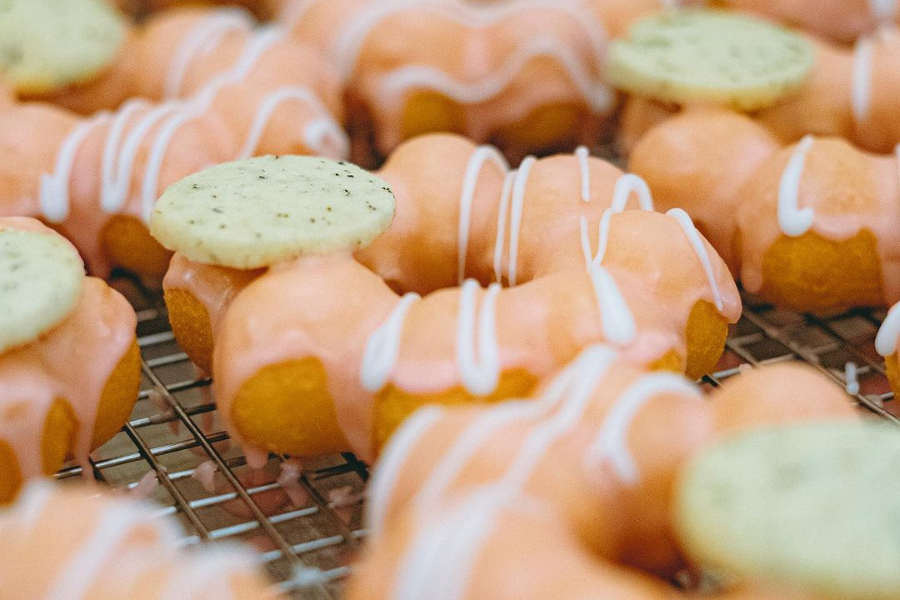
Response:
53,275,896,600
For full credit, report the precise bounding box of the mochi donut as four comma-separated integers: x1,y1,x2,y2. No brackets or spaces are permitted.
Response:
0,218,140,503
616,10,900,156
162,135,739,377
342,350,856,600
718,0,900,43
1,5,346,279
0,482,284,599
151,148,740,468
628,106,900,313
277,0,679,161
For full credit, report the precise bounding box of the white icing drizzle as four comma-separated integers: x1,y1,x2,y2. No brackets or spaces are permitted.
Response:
583,372,701,486
875,300,900,356
164,9,253,99
852,36,876,125
665,208,724,311
411,345,617,519
869,0,899,24
506,156,536,287
44,504,176,600
456,281,502,395
458,146,510,284
302,117,351,159
11,481,54,534
235,85,348,159
587,264,636,346
777,135,816,237
388,345,617,600
39,114,109,223
333,0,608,84
580,175,654,268
575,145,590,202
844,362,860,395
366,406,444,538
360,293,421,392
492,172,515,283
378,35,612,112
157,548,254,600
610,173,654,212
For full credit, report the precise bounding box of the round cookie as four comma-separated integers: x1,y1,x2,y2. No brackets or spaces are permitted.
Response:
0,223,85,353
0,0,127,94
676,422,900,600
607,9,814,111
150,155,397,269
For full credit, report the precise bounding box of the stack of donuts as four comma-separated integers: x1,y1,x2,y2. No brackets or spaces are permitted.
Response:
2,0,900,597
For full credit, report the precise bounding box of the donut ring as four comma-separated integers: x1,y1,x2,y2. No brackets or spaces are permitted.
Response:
344,350,856,599
1,5,346,279
153,139,740,468
0,218,140,503
627,107,900,313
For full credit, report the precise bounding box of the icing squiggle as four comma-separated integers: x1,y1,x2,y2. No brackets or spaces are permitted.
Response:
580,173,654,268
852,36,876,124
459,146,510,283
456,281,502,395
165,9,254,99
875,300,900,356
361,293,422,391
587,265,636,346
777,135,816,236
665,208,724,311
575,145,590,202
366,406,445,538
583,372,701,485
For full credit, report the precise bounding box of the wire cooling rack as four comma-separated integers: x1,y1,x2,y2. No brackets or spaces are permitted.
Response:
52,274,896,600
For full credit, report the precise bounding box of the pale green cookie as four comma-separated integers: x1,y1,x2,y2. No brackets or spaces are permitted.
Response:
150,155,396,269
0,228,85,354
676,422,900,600
0,0,127,94
607,9,814,111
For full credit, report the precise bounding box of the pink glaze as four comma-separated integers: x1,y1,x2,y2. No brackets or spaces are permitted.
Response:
2,9,346,276
632,108,900,305
164,253,263,334
0,276,136,477
282,0,668,154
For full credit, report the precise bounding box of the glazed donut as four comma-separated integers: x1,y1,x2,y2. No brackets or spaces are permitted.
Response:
2,6,346,279
627,107,900,313
620,26,900,155
0,218,140,503
717,0,899,42
0,482,284,599
343,349,856,599
151,143,740,468
277,0,675,161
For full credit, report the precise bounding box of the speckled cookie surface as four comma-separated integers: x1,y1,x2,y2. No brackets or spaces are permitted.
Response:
676,422,900,600
150,155,396,269
0,228,85,353
607,9,814,111
0,0,127,94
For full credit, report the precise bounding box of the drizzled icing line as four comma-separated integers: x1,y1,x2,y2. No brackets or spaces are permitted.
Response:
333,0,609,83
378,36,613,112
583,372,701,486
165,9,254,99
587,265,636,346
666,208,724,311
459,146,510,284
492,172,515,283
388,345,618,600
875,300,900,356
456,281,502,395
366,406,444,538
580,173,654,269
777,135,816,237
506,157,536,287
575,146,590,202
361,293,421,392
851,36,876,124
